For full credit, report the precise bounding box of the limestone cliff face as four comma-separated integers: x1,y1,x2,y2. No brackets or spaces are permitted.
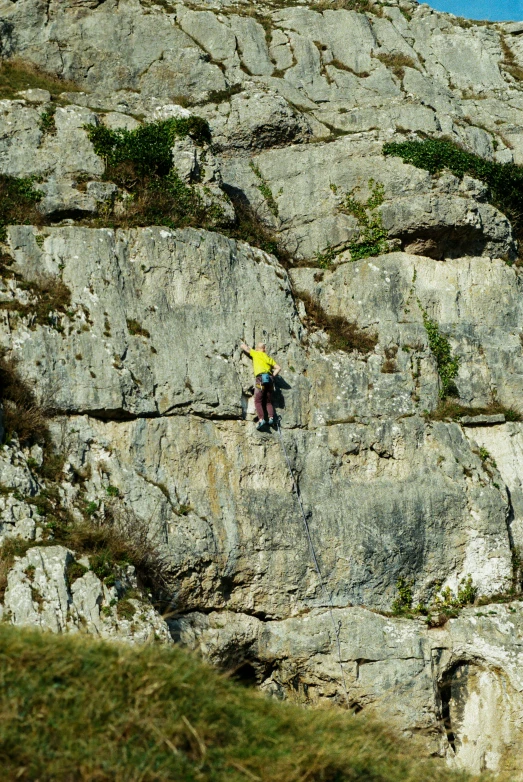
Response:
2,0,523,776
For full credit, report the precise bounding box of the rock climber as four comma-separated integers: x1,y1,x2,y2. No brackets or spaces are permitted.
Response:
240,341,281,430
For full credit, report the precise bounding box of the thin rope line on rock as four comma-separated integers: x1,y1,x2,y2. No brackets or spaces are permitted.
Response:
276,418,352,710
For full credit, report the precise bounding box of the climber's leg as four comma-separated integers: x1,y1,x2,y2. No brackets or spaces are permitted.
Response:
254,386,265,421
265,385,275,421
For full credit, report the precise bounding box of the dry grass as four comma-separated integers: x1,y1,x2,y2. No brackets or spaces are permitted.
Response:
296,290,378,354
375,53,418,79
501,37,523,82
428,399,521,422
0,623,478,782
0,351,49,446
0,58,80,100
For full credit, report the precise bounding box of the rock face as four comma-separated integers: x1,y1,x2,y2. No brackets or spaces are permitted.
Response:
2,0,523,777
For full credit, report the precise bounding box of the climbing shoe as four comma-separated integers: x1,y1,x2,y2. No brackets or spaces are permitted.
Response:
256,420,267,431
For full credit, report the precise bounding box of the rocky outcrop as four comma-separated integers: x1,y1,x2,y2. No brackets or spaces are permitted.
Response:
2,0,523,777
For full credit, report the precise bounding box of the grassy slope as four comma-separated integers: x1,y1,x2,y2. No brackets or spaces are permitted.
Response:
0,625,478,782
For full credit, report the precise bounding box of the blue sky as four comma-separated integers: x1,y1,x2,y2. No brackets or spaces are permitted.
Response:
429,0,523,22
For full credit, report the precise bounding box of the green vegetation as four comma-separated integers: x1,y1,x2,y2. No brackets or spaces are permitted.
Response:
249,161,280,217
86,117,210,177
0,58,80,101
84,118,224,231
38,105,57,135
391,574,477,624
296,290,378,354
341,180,390,262
383,138,523,253
0,624,476,782
421,310,459,398
429,399,522,422
0,175,43,241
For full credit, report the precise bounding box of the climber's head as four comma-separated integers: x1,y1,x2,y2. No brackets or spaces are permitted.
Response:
256,342,266,352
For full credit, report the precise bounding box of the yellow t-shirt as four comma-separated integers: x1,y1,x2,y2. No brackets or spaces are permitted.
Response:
250,350,276,377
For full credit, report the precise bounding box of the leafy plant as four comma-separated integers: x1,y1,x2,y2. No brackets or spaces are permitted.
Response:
83,118,226,231
421,311,459,398
249,161,279,217
383,138,523,253
434,575,477,617
391,576,413,615
342,179,390,261
39,105,57,136
86,117,210,177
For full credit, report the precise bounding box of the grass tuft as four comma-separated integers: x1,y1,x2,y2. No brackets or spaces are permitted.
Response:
0,624,477,782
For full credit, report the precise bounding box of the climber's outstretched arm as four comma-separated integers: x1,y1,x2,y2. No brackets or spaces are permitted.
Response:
240,342,252,355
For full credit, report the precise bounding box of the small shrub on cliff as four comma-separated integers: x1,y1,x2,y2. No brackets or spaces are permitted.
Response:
341,179,391,261
0,175,43,241
86,117,210,178
421,311,459,398
84,118,224,230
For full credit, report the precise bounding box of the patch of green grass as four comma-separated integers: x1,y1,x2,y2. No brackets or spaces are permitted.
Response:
0,624,477,782
383,138,523,254
0,59,80,100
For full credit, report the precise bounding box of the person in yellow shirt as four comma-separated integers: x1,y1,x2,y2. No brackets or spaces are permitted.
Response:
240,341,281,430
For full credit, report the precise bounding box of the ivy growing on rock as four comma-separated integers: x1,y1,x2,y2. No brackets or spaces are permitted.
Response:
421,310,459,398
342,179,391,262
383,138,523,253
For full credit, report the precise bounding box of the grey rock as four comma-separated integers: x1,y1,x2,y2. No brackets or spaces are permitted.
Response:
460,414,506,426
174,602,523,776
2,543,172,643
17,89,51,103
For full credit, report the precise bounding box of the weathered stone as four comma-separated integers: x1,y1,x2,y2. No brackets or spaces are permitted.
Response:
461,414,506,426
